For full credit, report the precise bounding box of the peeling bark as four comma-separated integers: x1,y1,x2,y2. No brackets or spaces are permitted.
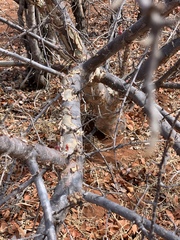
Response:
98,71,180,155
34,67,85,238
83,77,126,137
41,0,87,60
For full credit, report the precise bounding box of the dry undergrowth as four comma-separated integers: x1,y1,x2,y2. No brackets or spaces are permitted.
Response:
0,0,180,239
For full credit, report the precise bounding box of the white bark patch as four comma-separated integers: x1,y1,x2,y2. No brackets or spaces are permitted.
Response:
62,114,77,131
62,89,75,101
62,134,78,155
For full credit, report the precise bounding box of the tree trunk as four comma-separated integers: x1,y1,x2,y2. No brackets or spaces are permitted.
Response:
71,0,87,33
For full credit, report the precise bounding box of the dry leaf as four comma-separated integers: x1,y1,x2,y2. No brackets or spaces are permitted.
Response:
0,220,8,233
127,186,134,193
132,224,138,234
173,195,179,206
166,210,175,221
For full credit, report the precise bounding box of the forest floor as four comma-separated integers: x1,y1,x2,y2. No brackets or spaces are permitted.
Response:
0,0,180,239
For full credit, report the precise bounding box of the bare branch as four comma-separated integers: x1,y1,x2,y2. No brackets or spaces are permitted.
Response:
149,111,180,238
35,163,83,240
0,47,64,77
160,82,180,89
136,38,180,82
27,152,56,240
156,106,180,132
82,1,179,73
83,192,180,240
0,16,77,62
142,6,165,152
34,70,85,238
0,136,67,166
0,61,25,67
155,58,180,88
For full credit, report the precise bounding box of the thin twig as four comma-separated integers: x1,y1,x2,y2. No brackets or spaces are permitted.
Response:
0,47,65,77
0,169,46,207
24,91,62,135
